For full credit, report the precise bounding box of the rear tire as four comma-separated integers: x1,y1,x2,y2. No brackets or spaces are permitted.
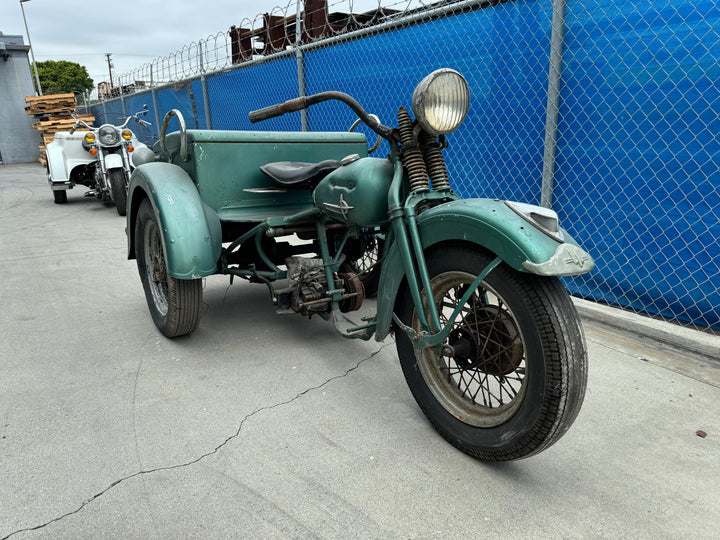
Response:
53,190,67,204
395,245,587,461
109,169,128,216
135,198,202,337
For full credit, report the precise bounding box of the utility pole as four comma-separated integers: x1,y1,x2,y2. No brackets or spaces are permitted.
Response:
105,53,113,88
19,0,42,95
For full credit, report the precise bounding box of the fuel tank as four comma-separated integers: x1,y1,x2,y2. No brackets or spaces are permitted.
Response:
313,157,394,227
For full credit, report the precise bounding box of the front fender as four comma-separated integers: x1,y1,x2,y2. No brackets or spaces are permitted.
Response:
374,198,594,340
104,153,123,170
127,162,222,279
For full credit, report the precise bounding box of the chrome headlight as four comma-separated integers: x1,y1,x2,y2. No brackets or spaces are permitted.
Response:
411,68,470,136
98,125,120,146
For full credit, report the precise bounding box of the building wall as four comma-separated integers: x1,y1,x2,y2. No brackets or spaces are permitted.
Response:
0,32,40,165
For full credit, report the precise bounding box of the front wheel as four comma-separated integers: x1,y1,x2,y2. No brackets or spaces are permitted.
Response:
135,199,203,337
395,245,587,461
109,169,128,216
53,190,67,204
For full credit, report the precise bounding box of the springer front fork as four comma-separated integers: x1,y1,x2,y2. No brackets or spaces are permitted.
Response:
387,119,501,352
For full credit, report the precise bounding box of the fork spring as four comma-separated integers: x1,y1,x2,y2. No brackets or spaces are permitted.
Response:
420,132,450,191
398,107,429,193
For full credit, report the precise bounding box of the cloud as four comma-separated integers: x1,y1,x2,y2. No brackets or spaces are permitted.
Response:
2,0,263,82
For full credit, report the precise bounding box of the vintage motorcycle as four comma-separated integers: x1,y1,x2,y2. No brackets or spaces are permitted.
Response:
126,69,594,461
46,109,153,215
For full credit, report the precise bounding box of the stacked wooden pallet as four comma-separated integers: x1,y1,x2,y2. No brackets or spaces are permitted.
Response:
25,93,94,166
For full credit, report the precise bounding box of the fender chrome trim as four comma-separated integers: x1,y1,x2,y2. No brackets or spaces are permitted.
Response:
522,243,595,276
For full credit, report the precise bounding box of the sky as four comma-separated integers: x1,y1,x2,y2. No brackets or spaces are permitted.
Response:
1,0,411,88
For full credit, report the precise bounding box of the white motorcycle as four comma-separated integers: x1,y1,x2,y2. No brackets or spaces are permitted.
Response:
46,108,154,216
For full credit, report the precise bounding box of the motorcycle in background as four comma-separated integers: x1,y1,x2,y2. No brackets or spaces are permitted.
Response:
46,108,154,216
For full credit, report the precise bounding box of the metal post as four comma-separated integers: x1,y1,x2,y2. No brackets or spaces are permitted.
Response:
20,0,42,95
540,0,567,209
120,90,127,117
105,53,113,88
198,41,212,129
150,66,161,135
199,39,204,73
201,75,212,129
296,0,309,131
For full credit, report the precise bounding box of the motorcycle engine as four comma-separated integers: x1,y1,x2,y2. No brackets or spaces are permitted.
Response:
286,256,364,315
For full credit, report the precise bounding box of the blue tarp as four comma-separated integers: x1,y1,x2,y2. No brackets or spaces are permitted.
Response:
92,0,720,328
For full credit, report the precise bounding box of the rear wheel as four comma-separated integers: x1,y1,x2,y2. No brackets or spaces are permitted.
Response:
395,245,587,461
135,198,202,337
109,169,128,216
53,190,67,204
344,232,383,297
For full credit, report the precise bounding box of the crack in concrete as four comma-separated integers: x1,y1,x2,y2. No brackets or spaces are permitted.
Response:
2,343,391,539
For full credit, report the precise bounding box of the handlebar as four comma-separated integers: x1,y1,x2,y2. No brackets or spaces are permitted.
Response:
69,118,93,134
119,115,152,129
249,92,396,141
69,115,151,135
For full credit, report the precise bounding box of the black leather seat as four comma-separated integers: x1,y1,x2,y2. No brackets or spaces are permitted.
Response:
260,159,341,188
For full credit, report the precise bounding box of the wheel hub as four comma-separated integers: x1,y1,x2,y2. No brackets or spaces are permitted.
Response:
449,305,523,377
152,255,166,283
447,327,478,370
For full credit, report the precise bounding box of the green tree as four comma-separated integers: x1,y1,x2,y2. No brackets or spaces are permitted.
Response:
33,60,94,96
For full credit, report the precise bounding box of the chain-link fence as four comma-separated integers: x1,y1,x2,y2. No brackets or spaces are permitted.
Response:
91,0,720,331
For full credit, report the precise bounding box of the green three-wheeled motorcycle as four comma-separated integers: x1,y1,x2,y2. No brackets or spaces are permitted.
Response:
126,69,594,461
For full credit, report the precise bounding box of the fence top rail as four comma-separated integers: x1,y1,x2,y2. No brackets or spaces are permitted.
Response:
93,0,491,102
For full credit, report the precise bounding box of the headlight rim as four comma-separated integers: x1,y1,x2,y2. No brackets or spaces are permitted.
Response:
98,124,121,146
411,68,470,137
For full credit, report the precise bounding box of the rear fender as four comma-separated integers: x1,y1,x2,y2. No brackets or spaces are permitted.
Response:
374,198,594,340
127,162,222,279
46,142,71,184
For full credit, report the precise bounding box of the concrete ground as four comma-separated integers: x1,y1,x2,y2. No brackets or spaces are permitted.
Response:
1,163,719,539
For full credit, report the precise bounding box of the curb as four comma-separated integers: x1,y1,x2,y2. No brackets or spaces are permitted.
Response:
573,297,720,361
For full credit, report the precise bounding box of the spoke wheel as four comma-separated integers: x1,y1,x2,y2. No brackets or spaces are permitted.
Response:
143,218,169,316
135,199,202,337
345,233,383,297
419,273,527,427
396,245,587,461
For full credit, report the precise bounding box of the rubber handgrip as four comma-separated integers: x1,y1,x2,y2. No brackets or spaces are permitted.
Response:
249,104,283,123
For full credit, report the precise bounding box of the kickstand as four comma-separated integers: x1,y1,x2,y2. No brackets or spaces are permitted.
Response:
248,264,277,306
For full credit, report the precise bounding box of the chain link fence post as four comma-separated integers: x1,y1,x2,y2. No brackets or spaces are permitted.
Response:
201,74,213,129
199,40,213,129
150,65,161,132
296,0,308,131
541,0,567,209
